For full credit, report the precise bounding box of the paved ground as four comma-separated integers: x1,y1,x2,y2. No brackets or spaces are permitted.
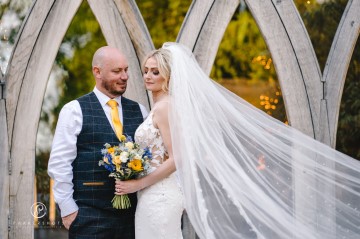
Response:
34,228,67,239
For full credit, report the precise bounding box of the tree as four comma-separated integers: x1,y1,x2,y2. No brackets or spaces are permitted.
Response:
137,0,192,48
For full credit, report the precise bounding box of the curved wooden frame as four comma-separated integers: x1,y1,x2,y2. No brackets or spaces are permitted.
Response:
0,0,358,238
323,0,360,147
5,1,83,238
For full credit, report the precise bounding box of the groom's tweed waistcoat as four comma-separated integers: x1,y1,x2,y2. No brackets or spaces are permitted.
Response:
72,92,143,214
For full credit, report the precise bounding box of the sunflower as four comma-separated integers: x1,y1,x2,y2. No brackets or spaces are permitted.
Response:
128,159,143,172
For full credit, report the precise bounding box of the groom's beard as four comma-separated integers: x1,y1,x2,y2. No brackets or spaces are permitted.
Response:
102,80,127,97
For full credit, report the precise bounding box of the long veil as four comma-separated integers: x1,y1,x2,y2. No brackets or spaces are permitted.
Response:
164,42,360,239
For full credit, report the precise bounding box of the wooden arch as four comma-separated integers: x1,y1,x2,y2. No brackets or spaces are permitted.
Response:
0,0,358,238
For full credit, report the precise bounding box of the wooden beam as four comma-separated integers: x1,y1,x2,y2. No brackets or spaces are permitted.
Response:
87,0,151,110
113,0,155,63
0,68,4,99
5,1,56,237
177,0,215,50
6,1,82,238
271,0,323,138
0,99,9,239
322,0,360,147
316,99,335,234
178,0,241,69
245,0,320,136
191,0,240,75
5,0,55,146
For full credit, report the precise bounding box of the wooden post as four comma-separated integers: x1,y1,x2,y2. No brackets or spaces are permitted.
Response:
322,0,360,147
177,0,215,49
5,1,83,238
113,0,155,63
0,72,9,239
178,0,240,76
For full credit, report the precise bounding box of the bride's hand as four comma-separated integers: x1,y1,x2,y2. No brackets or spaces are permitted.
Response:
115,179,142,195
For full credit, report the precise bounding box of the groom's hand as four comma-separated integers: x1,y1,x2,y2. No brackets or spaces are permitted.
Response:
62,210,78,230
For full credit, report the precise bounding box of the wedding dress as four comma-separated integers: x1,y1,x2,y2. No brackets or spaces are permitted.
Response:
163,42,360,239
134,106,184,239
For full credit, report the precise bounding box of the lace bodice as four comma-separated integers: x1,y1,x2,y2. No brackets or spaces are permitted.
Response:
135,111,168,171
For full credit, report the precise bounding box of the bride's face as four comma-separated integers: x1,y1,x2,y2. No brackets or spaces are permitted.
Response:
143,57,166,93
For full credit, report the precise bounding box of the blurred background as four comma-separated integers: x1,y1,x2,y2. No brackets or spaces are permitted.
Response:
0,0,359,238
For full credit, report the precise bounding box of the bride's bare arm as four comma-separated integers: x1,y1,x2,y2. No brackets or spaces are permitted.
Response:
115,102,176,194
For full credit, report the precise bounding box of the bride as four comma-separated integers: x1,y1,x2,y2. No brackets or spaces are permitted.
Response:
115,42,360,239
116,47,184,238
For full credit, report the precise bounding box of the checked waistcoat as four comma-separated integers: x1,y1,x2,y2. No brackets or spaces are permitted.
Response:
72,92,144,214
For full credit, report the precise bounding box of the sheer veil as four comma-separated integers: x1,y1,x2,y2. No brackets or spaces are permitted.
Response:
163,42,360,239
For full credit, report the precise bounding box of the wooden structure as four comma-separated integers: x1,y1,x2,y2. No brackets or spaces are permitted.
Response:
0,0,359,238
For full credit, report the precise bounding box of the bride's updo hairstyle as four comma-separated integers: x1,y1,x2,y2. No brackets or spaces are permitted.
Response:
142,48,171,93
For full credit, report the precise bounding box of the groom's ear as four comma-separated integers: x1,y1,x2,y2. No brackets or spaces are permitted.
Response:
93,66,101,78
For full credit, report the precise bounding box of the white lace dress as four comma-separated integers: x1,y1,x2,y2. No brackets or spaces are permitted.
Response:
134,111,184,239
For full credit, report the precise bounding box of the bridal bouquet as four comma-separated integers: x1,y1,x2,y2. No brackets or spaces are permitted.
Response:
99,135,152,209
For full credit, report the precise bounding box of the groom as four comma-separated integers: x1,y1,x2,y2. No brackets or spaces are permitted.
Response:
48,46,148,238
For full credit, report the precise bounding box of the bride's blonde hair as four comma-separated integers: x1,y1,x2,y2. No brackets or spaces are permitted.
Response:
142,48,171,93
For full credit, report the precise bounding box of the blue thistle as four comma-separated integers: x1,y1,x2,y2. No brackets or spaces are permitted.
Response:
126,135,133,142
143,147,152,158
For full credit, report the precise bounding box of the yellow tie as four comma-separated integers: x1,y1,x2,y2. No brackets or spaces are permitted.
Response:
107,99,123,140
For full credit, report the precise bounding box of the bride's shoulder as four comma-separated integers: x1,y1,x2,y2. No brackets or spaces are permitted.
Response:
152,100,170,128
153,97,170,111
153,101,169,115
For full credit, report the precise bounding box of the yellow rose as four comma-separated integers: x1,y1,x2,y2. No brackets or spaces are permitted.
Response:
125,142,134,150
128,159,143,172
113,155,121,165
107,147,115,154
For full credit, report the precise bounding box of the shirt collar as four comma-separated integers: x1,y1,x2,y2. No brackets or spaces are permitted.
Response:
93,87,122,107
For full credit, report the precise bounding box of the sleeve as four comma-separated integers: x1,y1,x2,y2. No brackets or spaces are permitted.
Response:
47,100,82,217
138,103,149,120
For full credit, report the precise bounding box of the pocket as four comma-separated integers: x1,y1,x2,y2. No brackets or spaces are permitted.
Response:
68,209,80,232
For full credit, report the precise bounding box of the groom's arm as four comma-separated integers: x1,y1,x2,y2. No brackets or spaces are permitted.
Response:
48,100,82,220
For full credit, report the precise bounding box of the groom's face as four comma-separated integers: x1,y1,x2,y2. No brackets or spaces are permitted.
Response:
97,53,129,98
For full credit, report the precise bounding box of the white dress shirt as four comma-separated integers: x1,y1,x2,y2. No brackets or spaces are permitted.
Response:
48,87,148,217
